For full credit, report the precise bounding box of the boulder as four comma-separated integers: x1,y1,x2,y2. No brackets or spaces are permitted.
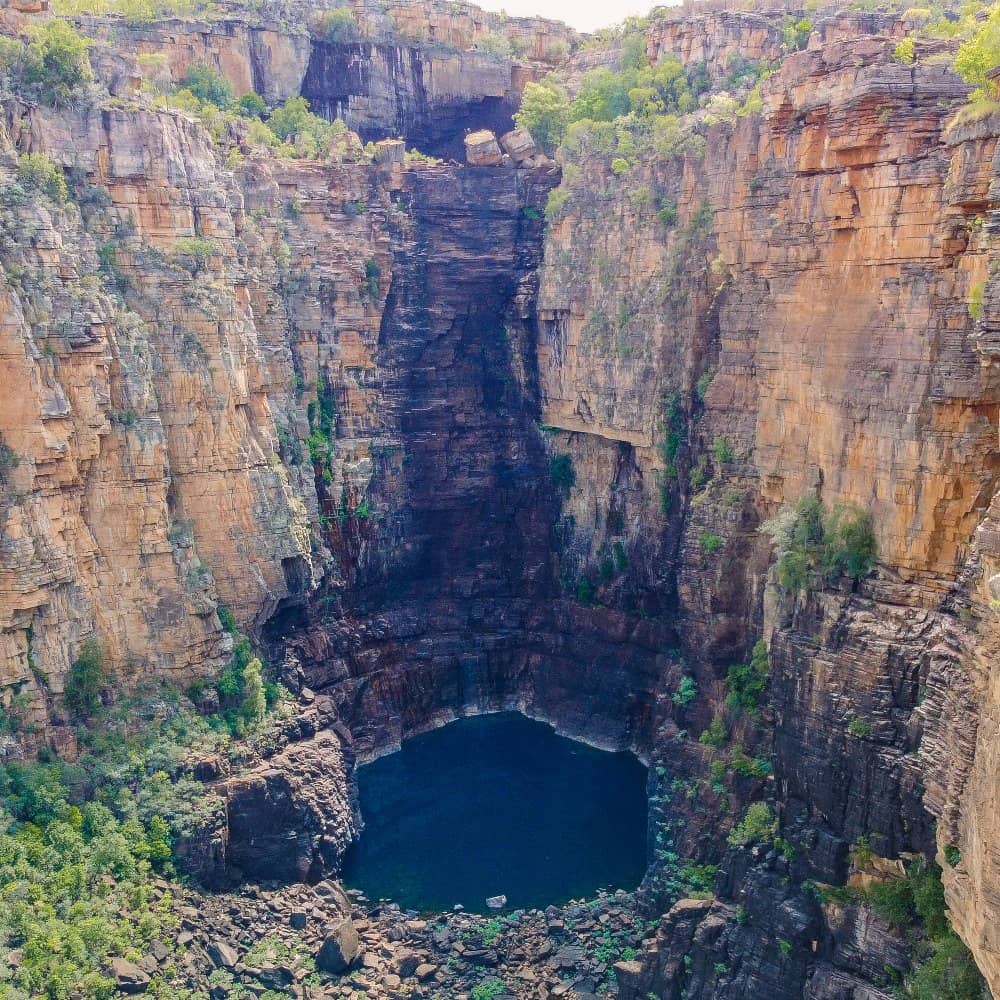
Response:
499,127,539,163
394,950,420,977
109,957,150,993
464,130,502,166
206,940,239,969
612,959,644,998
316,917,361,973
486,894,507,909
374,139,405,165
257,965,294,989
553,945,585,968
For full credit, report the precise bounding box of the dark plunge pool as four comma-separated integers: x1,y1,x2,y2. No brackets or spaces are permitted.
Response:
341,712,648,913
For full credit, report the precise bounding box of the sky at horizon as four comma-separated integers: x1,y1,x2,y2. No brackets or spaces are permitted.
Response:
474,0,660,33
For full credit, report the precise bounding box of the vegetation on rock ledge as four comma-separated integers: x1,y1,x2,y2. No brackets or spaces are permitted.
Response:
763,494,877,592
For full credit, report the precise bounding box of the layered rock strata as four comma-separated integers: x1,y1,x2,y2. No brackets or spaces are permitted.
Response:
2,1,1000,996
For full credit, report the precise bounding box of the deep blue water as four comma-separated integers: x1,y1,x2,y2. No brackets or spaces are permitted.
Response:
341,712,648,913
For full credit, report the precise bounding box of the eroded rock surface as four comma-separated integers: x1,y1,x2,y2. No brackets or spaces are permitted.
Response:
2,0,1000,996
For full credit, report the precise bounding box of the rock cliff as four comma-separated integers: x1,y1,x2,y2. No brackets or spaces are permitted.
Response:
1,0,1000,997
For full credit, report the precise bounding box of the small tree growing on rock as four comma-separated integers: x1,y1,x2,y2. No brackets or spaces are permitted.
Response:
239,658,266,726
64,638,108,718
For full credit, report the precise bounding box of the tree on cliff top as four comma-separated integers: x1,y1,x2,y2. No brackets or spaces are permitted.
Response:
21,19,93,107
316,6,360,43
955,3,1000,97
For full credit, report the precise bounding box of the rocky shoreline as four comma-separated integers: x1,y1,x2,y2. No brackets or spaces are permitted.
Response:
140,874,655,1000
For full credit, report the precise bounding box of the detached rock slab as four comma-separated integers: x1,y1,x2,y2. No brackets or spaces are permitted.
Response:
207,940,239,969
316,917,361,973
499,127,538,163
374,139,405,164
464,130,502,166
109,957,150,993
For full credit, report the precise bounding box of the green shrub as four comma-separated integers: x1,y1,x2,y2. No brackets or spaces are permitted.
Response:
673,674,697,707
0,804,173,999
968,280,985,320
364,258,381,298
543,188,569,223
725,640,769,713
867,859,948,935
894,37,916,63
763,494,877,591
0,433,20,481
475,33,511,59
576,576,595,605
53,0,211,18
549,453,575,491
64,638,108,718
699,531,723,554
712,435,734,464
180,62,232,107
571,57,708,124
651,114,706,159
686,463,707,495
471,978,506,1000
17,152,68,202
955,5,1000,95
657,197,678,226
709,756,728,790
611,156,630,175
267,96,336,158
907,931,989,1000
853,855,988,998
659,392,685,472
728,801,778,846
316,6,360,43
513,80,571,155
613,540,628,570
729,743,772,777
847,717,871,738
22,19,93,106
782,16,813,51
235,90,267,118
240,658,266,725
823,503,877,579
0,668,300,1000
0,36,26,83
246,117,281,148
171,236,216,264
217,605,237,634
699,715,727,748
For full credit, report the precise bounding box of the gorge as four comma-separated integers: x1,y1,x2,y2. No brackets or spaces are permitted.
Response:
0,0,999,997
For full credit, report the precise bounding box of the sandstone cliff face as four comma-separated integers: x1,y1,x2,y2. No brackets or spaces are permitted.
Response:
2,0,1000,995
78,0,575,156
534,10,1000,996
0,90,397,739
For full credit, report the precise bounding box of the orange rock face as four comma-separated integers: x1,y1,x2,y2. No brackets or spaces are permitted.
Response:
536,11,1000,992
3,2,1000,992
0,100,391,743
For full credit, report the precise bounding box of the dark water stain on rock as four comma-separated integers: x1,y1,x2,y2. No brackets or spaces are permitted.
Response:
341,712,648,913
